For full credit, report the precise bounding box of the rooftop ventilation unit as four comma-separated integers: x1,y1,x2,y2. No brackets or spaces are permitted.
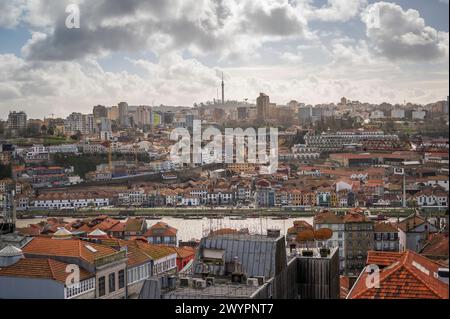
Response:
247,278,259,287
167,276,177,289
193,279,207,289
206,277,215,286
254,276,265,285
179,277,189,287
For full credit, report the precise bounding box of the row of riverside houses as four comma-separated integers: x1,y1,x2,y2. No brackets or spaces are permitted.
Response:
23,180,449,212
0,217,196,299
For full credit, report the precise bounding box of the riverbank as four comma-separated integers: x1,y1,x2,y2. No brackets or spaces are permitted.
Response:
16,206,447,220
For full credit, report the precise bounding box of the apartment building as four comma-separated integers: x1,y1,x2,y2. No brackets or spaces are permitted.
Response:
343,211,374,275
314,211,346,272
373,222,400,252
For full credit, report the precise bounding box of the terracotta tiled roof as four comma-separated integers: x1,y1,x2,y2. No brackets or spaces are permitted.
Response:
0,258,93,284
108,222,126,232
125,218,145,232
420,233,449,260
367,251,403,267
22,237,118,265
397,214,426,232
144,222,177,237
344,211,371,223
100,239,153,267
348,250,449,299
374,222,398,233
134,241,177,260
340,276,351,299
158,245,196,259
314,211,344,224
16,225,42,236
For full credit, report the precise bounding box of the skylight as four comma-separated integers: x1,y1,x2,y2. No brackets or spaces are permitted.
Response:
85,245,98,253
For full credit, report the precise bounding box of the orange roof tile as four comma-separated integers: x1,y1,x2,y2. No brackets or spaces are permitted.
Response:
349,250,449,299
397,214,427,232
374,222,398,233
22,237,118,265
100,239,153,267
314,211,344,224
0,258,93,284
367,251,403,267
420,233,449,260
144,222,177,237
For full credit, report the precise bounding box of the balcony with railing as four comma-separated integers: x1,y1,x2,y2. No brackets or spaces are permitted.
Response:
64,277,96,299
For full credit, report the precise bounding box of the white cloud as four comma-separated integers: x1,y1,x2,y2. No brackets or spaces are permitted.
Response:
361,2,449,61
17,0,313,63
0,0,448,118
0,0,26,28
311,0,367,22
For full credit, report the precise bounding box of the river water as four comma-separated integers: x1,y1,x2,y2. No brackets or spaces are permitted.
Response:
16,215,412,242
16,216,313,242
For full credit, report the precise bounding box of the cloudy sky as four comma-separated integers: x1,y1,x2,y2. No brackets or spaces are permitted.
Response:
0,0,448,119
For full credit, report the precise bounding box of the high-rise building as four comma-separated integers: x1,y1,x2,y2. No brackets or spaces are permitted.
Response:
64,113,95,135
85,114,95,134
64,112,84,135
93,105,107,119
6,111,27,137
299,106,322,124
107,105,119,121
118,102,129,127
136,106,152,128
256,93,270,122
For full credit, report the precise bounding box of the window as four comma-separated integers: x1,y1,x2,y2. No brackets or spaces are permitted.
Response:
98,276,106,297
109,273,116,293
119,270,125,289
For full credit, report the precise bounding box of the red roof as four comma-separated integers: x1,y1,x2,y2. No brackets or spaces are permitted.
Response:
344,211,371,223
348,250,449,299
22,237,118,264
420,233,449,260
144,222,177,237
0,258,93,283
367,251,403,267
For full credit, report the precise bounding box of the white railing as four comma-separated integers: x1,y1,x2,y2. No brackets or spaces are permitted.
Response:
64,277,96,299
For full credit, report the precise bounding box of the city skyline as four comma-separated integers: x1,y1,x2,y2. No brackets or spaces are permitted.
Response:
0,0,449,119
